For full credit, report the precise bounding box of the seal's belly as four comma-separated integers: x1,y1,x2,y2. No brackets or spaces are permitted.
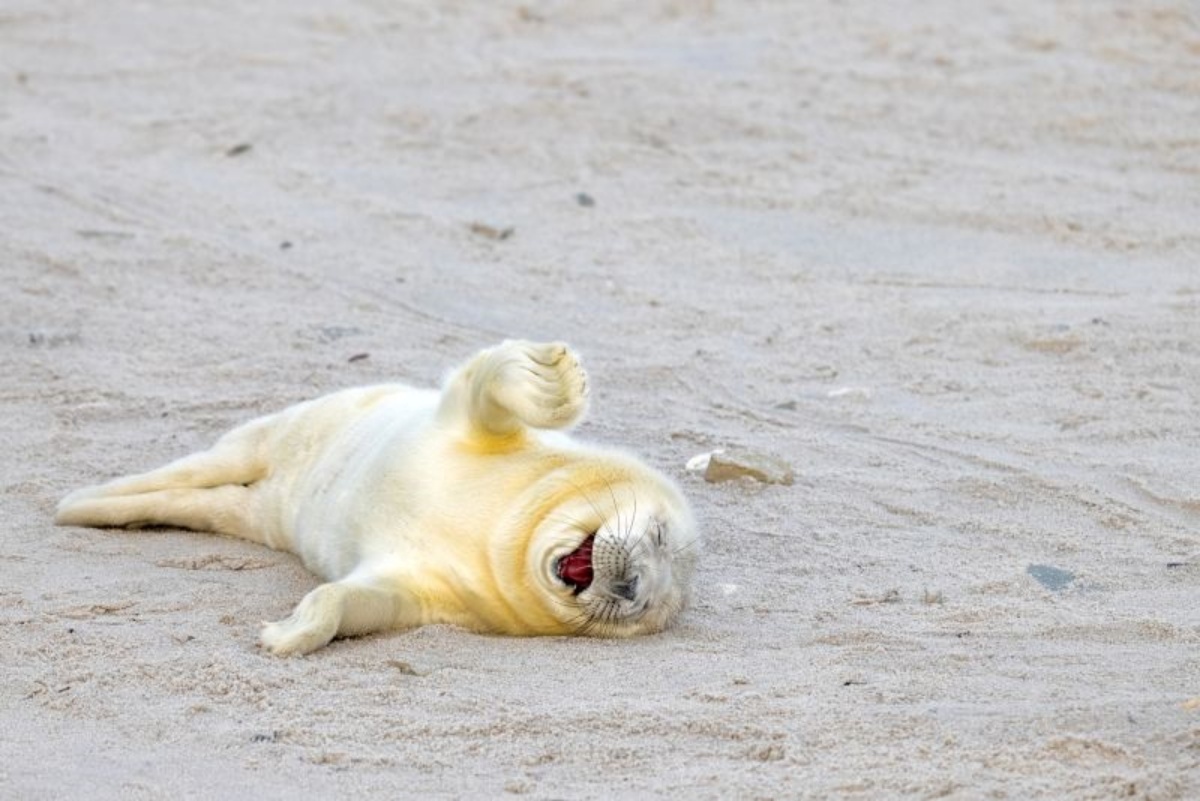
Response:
260,385,438,578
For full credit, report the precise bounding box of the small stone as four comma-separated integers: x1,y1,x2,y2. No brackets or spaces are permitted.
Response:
1027,564,1075,591
826,386,873,401
703,447,794,485
575,192,595,207
468,222,514,240
850,589,901,606
387,659,424,676
746,743,786,762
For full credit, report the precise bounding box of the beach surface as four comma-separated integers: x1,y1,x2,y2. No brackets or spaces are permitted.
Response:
2,1,1198,797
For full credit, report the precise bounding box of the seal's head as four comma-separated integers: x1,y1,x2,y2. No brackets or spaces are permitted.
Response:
520,464,699,636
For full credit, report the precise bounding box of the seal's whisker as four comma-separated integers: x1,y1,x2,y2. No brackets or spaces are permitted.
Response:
673,538,700,557
629,491,639,543
602,477,624,542
565,479,609,534
545,510,591,533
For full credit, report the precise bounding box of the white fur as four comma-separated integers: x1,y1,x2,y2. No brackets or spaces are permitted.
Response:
57,341,700,655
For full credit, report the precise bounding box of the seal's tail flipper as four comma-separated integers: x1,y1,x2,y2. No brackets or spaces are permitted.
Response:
54,484,264,542
55,414,274,542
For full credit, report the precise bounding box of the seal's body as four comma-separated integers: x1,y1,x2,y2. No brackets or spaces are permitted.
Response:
56,341,699,655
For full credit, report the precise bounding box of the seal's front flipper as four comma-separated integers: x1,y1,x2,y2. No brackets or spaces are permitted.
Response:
259,576,406,656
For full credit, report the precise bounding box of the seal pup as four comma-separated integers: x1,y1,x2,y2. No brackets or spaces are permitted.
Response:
56,340,699,655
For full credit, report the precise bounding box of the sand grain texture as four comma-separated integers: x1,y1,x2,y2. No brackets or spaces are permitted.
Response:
2,1,1198,798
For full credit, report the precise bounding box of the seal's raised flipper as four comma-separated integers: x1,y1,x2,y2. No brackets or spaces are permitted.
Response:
437,340,589,439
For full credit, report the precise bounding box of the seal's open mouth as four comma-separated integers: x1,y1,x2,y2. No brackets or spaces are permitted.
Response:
556,534,594,594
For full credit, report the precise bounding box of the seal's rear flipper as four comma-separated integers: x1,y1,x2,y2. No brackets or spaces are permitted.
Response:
55,412,275,538
54,484,265,543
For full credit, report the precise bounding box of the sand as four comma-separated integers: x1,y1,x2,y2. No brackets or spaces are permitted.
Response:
2,1,1198,798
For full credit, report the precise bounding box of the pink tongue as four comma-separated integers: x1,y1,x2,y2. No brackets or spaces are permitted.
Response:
558,535,595,590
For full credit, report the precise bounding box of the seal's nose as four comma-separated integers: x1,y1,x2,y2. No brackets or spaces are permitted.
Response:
612,575,639,601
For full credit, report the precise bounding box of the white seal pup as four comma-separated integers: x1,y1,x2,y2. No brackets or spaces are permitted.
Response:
56,341,700,655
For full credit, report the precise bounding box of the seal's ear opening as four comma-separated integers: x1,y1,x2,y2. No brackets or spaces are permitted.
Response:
555,534,595,594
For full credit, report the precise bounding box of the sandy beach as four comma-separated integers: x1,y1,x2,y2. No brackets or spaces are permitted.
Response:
2,1,1198,797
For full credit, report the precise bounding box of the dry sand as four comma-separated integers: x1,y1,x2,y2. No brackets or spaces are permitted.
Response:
3,1,1199,798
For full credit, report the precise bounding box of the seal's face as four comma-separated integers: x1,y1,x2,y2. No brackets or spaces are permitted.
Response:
530,480,699,636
